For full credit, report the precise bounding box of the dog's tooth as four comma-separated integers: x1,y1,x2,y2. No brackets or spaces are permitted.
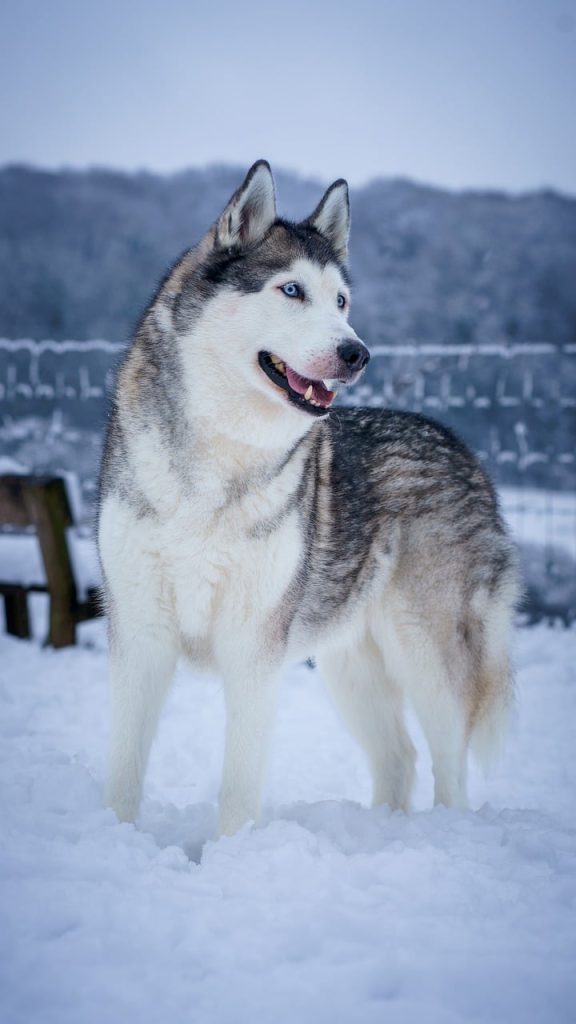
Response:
278,361,285,373
304,384,313,401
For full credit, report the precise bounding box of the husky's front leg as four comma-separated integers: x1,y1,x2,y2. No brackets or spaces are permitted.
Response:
105,604,178,824
218,659,279,836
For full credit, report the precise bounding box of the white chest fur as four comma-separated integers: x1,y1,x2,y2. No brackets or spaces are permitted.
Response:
165,487,301,660
99,430,306,670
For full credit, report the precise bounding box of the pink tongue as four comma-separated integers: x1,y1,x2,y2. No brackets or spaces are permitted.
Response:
285,366,334,408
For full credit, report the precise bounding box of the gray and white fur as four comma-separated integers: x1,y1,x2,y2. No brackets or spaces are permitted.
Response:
98,161,519,835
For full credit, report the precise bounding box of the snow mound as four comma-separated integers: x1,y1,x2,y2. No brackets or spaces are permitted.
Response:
0,621,575,1024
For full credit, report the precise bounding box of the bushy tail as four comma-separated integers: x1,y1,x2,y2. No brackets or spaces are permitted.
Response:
469,555,520,773
469,660,515,774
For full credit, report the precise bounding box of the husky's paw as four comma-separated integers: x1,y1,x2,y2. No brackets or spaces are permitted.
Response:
218,795,258,837
105,786,140,825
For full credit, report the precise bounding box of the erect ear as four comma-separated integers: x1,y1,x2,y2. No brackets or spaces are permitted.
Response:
305,179,350,262
215,160,276,250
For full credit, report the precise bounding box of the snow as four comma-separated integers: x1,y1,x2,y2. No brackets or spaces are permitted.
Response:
500,486,576,559
0,338,124,356
368,342,569,357
0,605,575,1024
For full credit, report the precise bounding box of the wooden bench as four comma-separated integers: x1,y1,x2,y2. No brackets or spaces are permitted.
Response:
0,474,101,647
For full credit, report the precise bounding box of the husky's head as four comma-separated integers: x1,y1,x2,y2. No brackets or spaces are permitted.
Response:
158,161,369,444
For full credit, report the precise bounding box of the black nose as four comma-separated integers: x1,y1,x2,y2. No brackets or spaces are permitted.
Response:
337,339,370,372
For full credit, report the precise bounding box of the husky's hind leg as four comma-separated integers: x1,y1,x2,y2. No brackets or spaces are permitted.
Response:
317,633,416,811
382,607,476,809
104,591,178,823
392,629,471,808
402,587,515,808
411,684,469,808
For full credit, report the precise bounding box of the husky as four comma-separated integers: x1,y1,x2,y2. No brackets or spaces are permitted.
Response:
98,161,519,836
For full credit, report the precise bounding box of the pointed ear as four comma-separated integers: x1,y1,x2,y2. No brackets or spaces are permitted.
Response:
215,160,276,250
305,179,350,262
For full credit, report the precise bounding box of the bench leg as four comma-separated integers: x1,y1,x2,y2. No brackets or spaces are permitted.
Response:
47,595,76,648
4,589,31,639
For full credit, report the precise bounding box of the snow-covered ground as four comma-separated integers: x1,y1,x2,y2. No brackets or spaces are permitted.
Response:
1,607,575,1024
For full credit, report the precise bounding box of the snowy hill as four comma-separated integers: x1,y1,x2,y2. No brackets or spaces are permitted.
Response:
1,164,575,348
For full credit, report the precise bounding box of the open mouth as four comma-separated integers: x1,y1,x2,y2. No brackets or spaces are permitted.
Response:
258,351,337,417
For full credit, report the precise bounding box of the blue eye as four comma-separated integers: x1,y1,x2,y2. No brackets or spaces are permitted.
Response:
280,282,303,299
337,293,347,309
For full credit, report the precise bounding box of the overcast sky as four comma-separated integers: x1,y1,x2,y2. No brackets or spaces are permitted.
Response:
1,0,574,194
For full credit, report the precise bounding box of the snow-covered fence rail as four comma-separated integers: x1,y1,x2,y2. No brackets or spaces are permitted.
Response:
0,339,123,429
1,338,575,496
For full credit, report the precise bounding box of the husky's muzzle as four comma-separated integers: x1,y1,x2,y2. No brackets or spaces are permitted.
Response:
258,340,370,417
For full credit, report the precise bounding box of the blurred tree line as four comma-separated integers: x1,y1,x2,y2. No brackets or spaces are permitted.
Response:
0,164,575,346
